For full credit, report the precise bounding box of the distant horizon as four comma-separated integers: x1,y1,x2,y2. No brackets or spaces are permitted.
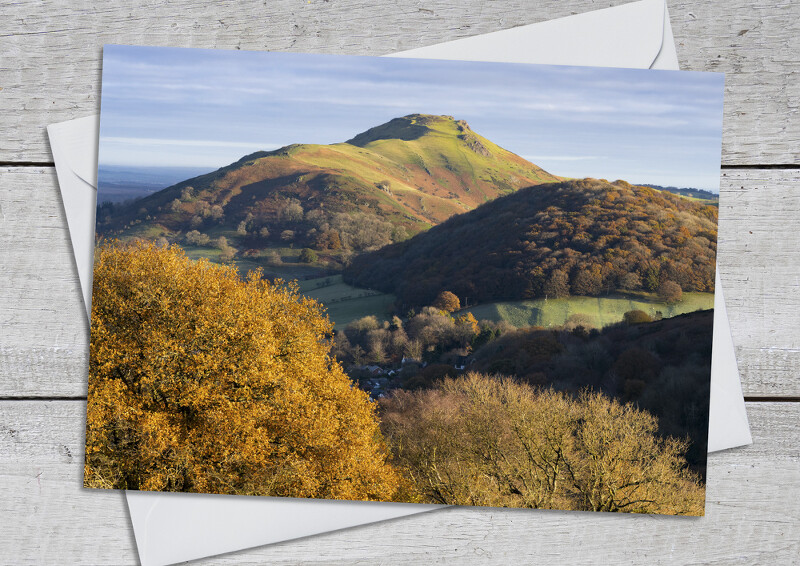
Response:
99,47,725,192
97,159,719,195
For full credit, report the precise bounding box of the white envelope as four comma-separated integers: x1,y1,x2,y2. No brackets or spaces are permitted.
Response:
48,1,751,564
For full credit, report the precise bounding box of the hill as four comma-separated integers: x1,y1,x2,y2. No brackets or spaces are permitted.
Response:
96,114,559,257
469,309,713,471
642,184,719,202
459,292,714,330
344,178,718,308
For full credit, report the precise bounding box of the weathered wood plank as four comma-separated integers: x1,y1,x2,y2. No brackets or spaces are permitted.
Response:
0,400,797,564
2,166,798,397
0,0,797,165
717,169,800,397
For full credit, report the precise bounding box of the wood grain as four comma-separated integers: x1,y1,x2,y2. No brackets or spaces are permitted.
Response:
1,1,798,563
2,166,798,397
1,400,797,565
0,0,797,165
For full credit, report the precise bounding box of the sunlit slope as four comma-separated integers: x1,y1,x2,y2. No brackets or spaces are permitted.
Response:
98,114,559,240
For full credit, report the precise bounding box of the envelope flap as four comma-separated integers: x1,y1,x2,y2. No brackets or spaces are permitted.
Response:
388,0,666,69
48,115,100,187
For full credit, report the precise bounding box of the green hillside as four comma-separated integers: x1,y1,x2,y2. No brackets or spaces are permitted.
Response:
461,292,715,329
96,114,559,266
298,275,395,327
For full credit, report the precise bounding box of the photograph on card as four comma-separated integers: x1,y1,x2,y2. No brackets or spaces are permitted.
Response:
88,45,724,515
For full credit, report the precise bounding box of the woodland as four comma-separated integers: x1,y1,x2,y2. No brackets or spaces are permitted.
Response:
86,115,716,514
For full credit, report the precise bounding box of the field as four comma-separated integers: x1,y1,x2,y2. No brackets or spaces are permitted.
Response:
298,275,396,327
183,243,332,280
460,292,715,329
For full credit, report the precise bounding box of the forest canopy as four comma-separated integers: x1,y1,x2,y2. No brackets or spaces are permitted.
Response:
345,178,718,308
381,373,705,515
86,241,400,500
84,241,708,514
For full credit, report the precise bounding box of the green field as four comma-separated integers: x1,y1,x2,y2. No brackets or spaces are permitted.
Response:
182,244,331,280
460,292,715,329
298,275,396,328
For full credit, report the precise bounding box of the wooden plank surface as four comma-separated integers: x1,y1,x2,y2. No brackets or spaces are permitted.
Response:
0,0,798,165
1,0,798,564
2,166,798,397
1,400,797,565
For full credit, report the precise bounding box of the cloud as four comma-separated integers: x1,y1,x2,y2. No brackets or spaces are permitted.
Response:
523,155,600,162
100,137,281,150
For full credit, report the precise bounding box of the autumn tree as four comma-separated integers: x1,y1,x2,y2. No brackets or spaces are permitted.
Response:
544,269,570,298
298,248,318,263
209,204,224,221
619,272,642,291
185,230,210,246
381,373,704,514
455,312,480,335
433,290,460,313
564,390,703,514
280,198,304,222
86,241,399,501
571,266,603,296
314,229,342,251
658,280,683,304
623,309,654,324
266,250,282,265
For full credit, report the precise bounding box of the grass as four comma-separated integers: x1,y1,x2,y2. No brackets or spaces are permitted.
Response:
298,275,396,328
182,245,330,280
182,246,394,327
460,292,715,329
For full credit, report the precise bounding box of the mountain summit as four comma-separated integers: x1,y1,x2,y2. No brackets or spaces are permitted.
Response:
97,114,559,248
347,114,490,151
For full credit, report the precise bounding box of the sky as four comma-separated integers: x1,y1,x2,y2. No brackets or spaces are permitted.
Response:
99,45,725,192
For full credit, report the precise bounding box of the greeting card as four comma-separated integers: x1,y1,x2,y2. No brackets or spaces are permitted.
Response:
87,46,724,515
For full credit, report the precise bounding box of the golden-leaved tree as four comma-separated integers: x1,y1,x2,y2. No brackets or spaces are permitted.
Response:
86,241,400,500
380,373,704,515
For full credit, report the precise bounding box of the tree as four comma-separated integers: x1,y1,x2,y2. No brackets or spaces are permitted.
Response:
86,241,399,501
280,198,304,222
564,313,596,332
658,280,683,304
455,312,479,335
381,373,703,514
571,269,602,296
544,269,570,298
314,229,342,251
209,204,224,221
433,290,460,313
623,310,653,324
298,248,318,263
185,230,210,246
619,272,642,291
219,245,237,261
565,390,703,514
